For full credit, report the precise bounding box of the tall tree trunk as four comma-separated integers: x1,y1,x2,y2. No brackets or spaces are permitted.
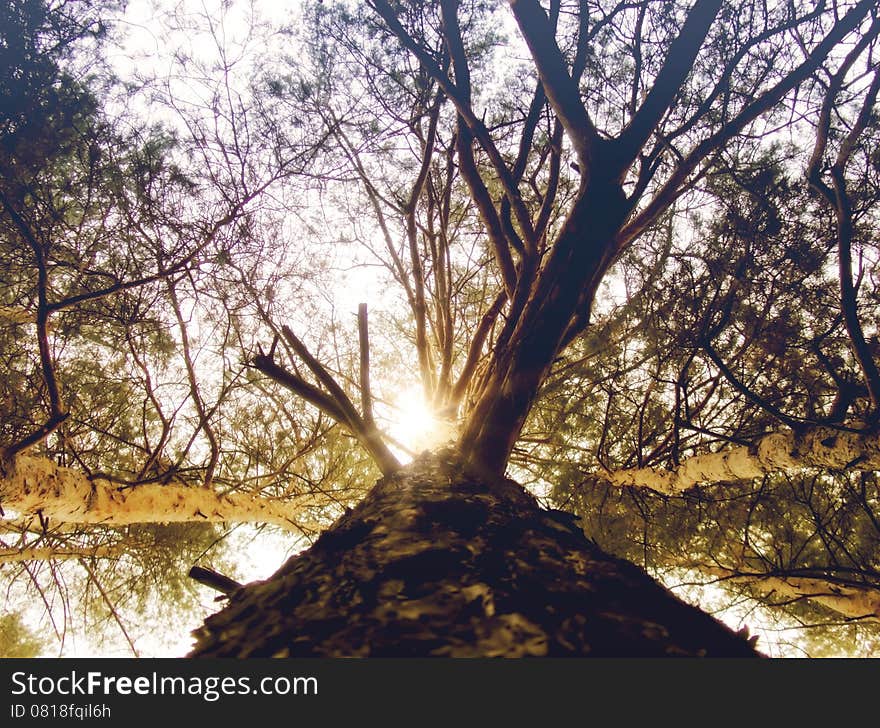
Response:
190,450,759,657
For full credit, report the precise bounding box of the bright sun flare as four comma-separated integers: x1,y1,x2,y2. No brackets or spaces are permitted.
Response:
386,386,453,457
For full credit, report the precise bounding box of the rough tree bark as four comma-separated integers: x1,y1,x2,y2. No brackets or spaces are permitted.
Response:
190,451,759,657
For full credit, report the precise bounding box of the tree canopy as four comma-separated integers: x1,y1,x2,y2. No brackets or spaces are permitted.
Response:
1,0,879,657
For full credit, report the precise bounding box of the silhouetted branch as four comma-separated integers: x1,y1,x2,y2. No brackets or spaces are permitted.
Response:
254,326,401,476
451,291,507,407
807,31,880,421
507,0,600,169
189,565,243,596
619,0,877,248
615,0,722,166
252,352,352,426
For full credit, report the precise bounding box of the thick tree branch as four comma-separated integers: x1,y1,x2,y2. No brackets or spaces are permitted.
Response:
702,566,880,621
619,0,877,248
805,16,880,187
279,327,364,426
189,565,243,596
252,353,352,427
439,0,538,250
534,120,564,245
455,124,519,297
258,327,401,476
502,77,548,251
0,190,67,459
2,414,70,465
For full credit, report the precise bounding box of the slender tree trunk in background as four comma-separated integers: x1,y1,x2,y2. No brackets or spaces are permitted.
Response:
701,567,880,622
601,426,880,494
0,455,321,532
190,451,759,657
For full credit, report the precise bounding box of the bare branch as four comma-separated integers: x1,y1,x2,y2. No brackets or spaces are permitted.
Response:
358,303,376,429
167,280,220,487
78,558,139,656
0,545,121,563
189,565,242,596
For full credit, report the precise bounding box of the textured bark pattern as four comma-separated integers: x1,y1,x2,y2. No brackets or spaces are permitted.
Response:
0,455,320,532
190,451,759,657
